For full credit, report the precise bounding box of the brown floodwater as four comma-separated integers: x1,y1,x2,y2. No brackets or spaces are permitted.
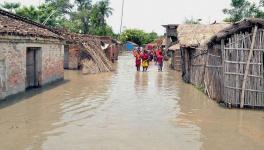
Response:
0,52,263,150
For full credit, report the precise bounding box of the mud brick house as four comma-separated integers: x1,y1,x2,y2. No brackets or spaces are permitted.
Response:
0,9,64,100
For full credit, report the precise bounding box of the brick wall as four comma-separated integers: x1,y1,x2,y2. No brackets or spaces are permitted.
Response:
0,36,64,100
105,44,120,63
68,44,80,70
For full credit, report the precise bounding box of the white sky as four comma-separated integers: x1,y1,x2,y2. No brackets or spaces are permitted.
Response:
2,0,260,35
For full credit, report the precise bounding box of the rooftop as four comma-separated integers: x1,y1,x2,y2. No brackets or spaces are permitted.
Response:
0,9,61,39
176,23,230,47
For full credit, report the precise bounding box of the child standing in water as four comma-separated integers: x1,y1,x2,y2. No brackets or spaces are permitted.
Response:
133,49,141,71
157,51,164,72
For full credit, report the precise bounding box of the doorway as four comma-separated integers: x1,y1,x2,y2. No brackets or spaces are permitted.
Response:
26,47,41,88
64,45,69,69
0,59,6,99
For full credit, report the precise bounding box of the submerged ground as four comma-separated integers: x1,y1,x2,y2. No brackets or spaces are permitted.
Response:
0,52,263,150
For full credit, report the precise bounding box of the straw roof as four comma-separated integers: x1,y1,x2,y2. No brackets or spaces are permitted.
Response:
177,23,230,48
209,18,264,44
168,44,180,51
0,9,61,39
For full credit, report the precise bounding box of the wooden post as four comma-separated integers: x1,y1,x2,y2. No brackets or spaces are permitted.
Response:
240,26,258,108
221,39,225,102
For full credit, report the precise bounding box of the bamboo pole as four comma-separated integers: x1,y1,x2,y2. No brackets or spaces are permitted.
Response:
240,26,258,108
221,39,225,103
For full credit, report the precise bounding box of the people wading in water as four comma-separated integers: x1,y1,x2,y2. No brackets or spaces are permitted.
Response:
133,48,141,71
157,51,164,72
142,50,149,72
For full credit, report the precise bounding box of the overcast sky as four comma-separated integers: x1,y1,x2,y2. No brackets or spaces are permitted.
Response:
4,0,260,35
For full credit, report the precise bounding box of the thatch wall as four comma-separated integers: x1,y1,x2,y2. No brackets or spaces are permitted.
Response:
181,47,192,83
206,18,264,108
190,48,207,88
222,29,264,108
204,44,223,101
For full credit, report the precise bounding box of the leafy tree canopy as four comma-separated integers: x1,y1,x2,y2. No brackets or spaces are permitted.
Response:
184,17,202,24
120,29,158,46
0,0,116,37
223,0,264,22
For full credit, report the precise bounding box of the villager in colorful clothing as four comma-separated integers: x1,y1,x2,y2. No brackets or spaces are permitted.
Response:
142,50,149,72
155,48,161,64
133,49,141,71
157,51,164,72
148,50,154,61
154,50,158,64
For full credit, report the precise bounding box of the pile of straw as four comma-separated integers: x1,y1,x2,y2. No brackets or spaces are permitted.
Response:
54,29,113,74
81,39,112,74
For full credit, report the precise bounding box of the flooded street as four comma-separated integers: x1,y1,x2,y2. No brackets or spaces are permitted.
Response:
0,52,263,150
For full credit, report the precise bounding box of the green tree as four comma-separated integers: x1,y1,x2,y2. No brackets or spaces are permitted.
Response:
15,6,39,21
1,2,20,13
41,0,73,25
0,0,117,37
95,0,113,26
223,0,264,22
261,0,264,7
45,0,73,14
184,17,202,24
120,29,158,46
145,32,158,44
89,0,113,36
15,4,61,27
73,0,92,34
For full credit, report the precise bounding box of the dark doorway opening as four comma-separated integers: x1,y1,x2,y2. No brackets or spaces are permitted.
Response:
0,59,6,99
26,47,41,89
64,45,69,69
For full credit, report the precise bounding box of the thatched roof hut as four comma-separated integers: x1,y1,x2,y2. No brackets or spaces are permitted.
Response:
169,23,228,83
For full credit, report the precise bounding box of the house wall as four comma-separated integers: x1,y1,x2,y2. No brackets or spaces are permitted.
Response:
68,44,80,69
204,44,223,101
181,47,192,83
105,44,120,62
174,49,182,71
0,57,6,99
170,50,182,71
0,36,64,100
222,30,264,107
190,49,207,88
170,51,176,69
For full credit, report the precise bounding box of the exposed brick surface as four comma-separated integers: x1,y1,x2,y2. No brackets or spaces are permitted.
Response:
68,44,80,69
0,37,64,100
